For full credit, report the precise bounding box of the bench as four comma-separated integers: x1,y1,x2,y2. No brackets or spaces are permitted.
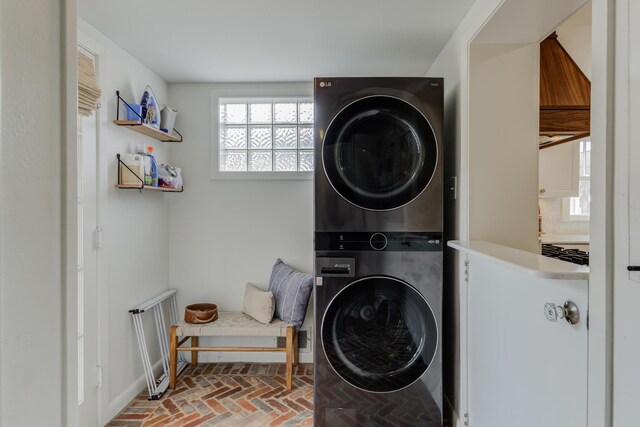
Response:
169,311,299,390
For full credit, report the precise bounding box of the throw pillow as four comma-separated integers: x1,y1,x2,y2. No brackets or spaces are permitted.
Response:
242,282,275,324
268,259,313,330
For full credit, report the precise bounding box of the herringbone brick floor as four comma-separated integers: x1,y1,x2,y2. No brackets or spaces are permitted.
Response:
107,363,313,427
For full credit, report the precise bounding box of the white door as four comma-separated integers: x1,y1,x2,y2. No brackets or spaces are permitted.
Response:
466,254,588,427
613,0,640,423
78,110,100,426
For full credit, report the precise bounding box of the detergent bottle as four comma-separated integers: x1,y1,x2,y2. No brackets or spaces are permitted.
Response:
146,146,159,187
137,144,151,186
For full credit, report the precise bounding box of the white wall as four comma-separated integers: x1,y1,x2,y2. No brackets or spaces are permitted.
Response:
469,43,540,252
557,3,592,80
1,1,65,426
167,82,314,362
78,20,174,423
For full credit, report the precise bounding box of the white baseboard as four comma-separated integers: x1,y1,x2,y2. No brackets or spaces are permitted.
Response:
103,359,164,425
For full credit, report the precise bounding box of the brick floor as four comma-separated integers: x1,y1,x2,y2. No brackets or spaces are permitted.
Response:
107,363,313,427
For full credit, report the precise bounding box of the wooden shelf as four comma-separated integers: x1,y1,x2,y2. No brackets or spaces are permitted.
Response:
113,120,182,142
116,184,183,193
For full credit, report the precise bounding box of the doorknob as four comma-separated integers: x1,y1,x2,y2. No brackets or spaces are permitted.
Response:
544,301,580,324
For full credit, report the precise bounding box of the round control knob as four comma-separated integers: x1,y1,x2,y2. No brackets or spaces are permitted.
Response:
370,233,388,251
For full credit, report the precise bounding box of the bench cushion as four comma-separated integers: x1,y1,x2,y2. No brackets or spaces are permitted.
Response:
268,259,313,330
175,311,290,337
242,282,275,324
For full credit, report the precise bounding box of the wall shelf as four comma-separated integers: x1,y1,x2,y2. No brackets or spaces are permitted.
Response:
114,90,183,142
115,184,183,193
113,120,182,142
116,153,183,193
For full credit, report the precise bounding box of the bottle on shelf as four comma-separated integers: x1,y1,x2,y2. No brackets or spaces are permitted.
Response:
146,146,159,187
119,153,145,185
137,145,150,185
135,144,159,187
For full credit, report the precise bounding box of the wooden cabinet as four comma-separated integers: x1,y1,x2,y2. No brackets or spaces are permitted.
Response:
538,141,579,198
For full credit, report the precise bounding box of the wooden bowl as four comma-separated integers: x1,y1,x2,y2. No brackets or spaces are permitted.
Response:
184,303,218,324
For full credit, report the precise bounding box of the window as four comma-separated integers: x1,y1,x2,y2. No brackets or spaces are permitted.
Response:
563,138,590,220
218,98,314,173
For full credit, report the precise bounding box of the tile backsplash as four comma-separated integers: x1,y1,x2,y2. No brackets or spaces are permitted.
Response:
539,197,590,234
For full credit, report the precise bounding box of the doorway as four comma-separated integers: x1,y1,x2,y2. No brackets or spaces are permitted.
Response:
538,4,592,259
77,46,101,427
460,0,610,425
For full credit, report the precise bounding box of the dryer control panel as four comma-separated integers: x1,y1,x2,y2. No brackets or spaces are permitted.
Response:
315,232,442,252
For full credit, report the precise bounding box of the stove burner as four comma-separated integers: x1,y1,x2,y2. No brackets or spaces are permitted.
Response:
541,244,589,266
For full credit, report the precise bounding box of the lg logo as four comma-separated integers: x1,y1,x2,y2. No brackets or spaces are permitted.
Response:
319,81,332,88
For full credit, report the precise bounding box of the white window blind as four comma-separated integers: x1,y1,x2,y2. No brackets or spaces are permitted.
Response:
78,51,101,117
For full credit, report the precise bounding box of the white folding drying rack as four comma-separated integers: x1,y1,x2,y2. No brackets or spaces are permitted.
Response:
129,289,188,399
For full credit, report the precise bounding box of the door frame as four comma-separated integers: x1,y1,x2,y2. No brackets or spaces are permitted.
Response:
457,0,614,426
76,30,107,427
64,0,79,426
76,33,106,426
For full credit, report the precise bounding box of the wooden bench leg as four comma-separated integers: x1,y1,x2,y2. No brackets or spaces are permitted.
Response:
169,325,178,389
191,336,199,367
293,331,299,367
285,326,293,390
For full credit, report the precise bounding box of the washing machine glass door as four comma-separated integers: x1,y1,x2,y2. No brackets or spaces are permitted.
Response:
322,95,438,211
321,276,438,393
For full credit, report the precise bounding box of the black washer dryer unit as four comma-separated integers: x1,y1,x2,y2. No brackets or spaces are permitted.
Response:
313,77,444,426
314,233,443,426
314,77,443,232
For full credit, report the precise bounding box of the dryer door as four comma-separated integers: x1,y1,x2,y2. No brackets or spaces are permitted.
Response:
322,96,438,211
321,276,438,393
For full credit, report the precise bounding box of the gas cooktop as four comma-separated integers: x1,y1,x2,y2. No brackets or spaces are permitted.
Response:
541,244,589,266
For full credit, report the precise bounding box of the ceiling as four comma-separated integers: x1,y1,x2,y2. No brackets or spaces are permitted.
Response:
78,0,477,83
471,0,588,44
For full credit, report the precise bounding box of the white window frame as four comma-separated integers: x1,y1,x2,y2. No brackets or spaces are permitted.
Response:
210,84,313,180
562,138,590,221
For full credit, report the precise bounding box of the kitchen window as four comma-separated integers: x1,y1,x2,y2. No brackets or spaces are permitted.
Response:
218,98,314,174
562,138,590,220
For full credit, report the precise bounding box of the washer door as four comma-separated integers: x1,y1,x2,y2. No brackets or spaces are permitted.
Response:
322,96,438,211
321,276,438,393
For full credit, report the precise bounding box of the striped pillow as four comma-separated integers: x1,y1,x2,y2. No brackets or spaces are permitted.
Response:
268,259,313,330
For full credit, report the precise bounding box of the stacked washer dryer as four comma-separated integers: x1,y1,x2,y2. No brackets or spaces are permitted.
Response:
313,77,443,426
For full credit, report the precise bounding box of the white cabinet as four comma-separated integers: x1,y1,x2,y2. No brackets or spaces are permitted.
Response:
538,141,579,198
